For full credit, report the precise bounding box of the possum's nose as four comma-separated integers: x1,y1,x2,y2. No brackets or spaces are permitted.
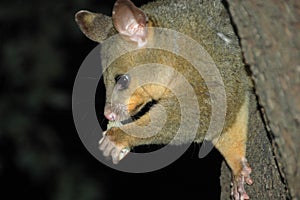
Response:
104,111,117,121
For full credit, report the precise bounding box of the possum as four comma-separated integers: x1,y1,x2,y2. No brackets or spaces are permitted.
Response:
75,0,253,199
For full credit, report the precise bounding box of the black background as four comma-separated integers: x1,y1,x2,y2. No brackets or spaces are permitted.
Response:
0,0,224,199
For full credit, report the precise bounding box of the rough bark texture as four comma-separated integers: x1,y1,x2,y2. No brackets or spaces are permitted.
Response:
220,0,300,199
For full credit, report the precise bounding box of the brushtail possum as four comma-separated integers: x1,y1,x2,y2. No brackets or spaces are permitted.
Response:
75,0,253,199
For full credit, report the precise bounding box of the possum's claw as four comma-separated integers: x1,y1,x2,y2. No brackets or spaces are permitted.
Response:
98,131,130,164
231,158,253,200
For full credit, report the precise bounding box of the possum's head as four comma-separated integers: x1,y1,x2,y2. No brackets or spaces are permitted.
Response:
101,53,175,123
75,0,175,123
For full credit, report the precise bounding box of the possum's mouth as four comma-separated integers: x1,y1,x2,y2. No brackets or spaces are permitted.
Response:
121,99,158,125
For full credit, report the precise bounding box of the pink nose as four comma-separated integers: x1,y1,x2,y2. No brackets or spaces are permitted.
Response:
104,112,117,121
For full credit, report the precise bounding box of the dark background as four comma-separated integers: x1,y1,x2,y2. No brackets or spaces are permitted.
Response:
0,0,224,199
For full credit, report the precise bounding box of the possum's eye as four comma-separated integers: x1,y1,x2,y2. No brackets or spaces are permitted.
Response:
115,74,131,90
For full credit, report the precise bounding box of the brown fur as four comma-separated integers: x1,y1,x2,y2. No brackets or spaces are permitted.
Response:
76,1,253,199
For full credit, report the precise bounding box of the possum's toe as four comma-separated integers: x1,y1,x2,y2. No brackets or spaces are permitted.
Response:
231,158,253,200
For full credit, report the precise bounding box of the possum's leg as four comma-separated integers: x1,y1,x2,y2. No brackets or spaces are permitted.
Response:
99,126,157,164
214,101,253,200
98,128,131,164
99,125,163,164
99,103,175,164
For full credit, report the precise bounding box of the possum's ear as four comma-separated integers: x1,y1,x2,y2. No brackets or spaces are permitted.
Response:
75,10,113,43
113,0,148,47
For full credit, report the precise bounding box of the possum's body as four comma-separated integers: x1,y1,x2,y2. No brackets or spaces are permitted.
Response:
75,0,253,199
142,0,250,141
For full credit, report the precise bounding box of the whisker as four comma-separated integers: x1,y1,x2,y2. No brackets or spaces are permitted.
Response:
100,118,106,125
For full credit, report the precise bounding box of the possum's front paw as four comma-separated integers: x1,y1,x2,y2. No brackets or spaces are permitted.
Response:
231,158,253,200
98,128,130,164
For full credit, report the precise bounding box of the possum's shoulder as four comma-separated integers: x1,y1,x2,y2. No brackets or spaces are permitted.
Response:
142,0,242,70
142,0,233,39
143,0,246,82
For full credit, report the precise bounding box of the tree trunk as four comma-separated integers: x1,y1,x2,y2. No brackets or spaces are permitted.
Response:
220,0,300,199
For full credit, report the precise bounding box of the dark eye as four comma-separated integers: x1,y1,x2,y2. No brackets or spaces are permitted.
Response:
115,74,130,90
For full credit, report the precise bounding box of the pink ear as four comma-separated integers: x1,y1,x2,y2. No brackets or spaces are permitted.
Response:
112,0,148,47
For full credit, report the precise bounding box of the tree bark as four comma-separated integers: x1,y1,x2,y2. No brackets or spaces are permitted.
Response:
221,0,300,199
